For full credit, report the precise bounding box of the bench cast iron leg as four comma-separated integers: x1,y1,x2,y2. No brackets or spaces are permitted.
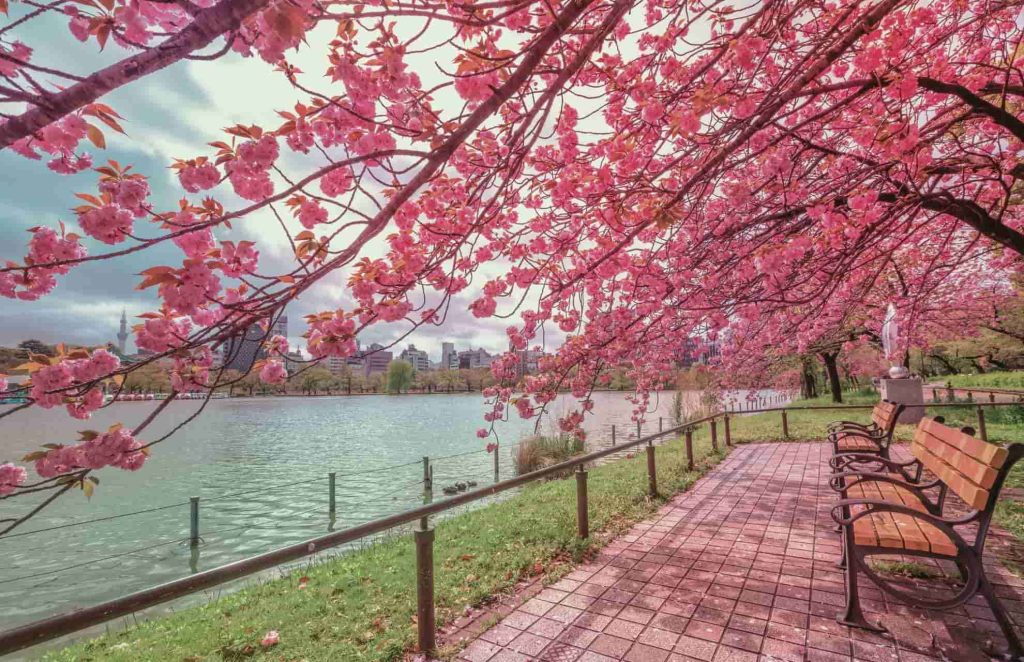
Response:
978,572,1024,659
837,529,885,633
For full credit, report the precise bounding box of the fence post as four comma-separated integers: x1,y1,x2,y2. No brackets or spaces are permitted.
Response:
685,427,694,471
493,443,500,482
990,392,996,408
328,472,336,519
782,410,789,438
947,384,955,402
611,424,616,446
421,457,432,529
575,465,589,539
977,406,988,442
710,419,718,452
659,417,663,433
414,524,436,655
636,420,642,440
724,414,732,447
932,389,940,403
189,496,200,548
967,391,973,403
646,441,657,497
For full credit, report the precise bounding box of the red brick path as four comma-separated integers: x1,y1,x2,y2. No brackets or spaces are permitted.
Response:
455,442,1024,662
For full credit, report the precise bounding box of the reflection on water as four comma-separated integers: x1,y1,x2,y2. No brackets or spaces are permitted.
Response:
0,389,780,630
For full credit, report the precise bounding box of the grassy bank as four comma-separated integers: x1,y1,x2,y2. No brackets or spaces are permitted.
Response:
943,371,1024,390
47,435,724,661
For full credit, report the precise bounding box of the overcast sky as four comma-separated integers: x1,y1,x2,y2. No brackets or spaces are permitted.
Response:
0,14,528,362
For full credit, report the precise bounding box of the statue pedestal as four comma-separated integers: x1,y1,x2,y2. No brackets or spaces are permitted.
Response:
880,377,924,424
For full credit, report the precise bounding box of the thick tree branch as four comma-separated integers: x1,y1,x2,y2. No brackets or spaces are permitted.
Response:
918,76,1024,143
0,0,270,149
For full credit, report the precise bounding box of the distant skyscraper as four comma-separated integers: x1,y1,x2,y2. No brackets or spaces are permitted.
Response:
272,315,287,339
441,342,458,370
116,310,128,354
458,347,493,369
223,325,268,372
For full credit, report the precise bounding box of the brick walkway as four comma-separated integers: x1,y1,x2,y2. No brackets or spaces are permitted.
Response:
455,442,1024,662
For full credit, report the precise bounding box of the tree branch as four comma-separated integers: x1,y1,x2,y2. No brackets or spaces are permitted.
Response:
0,0,270,149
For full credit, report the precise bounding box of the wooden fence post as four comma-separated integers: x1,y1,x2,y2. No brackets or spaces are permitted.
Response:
990,392,996,408
189,497,200,548
415,525,436,655
637,420,642,440
646,442,657,497
977,406,988,442
724,415,731,447
612,424,616,445
575,465,589,539
710,419,718,451
967,391,974,403
493,443,499,482
659,417,663,433
685,427,694,471
782,410,789,438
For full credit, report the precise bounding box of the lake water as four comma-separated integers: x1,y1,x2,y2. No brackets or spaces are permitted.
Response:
0,389,782,636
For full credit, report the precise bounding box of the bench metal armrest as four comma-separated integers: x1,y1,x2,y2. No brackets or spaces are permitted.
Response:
829,453,910,469
829,429,884,443
828,471,941,494
828,421,876,433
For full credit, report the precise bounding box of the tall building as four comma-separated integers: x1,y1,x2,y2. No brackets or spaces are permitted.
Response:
458,347,493,369
223,324,269,372
356,343,392,377
271,315,287,339
222,314,288,373
116,310,128,354
440,342,458,370
399,344,430,371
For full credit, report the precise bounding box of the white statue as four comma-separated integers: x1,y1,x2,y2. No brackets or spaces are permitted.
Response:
881,303,909,378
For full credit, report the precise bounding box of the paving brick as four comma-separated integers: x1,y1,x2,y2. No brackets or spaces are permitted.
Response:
446,443,1024,661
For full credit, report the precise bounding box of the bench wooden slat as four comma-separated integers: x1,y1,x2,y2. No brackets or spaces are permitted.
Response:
910,417,1009,510
848,476,957,556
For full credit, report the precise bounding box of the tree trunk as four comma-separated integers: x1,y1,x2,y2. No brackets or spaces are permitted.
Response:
820,352,843,403
800,357,818,399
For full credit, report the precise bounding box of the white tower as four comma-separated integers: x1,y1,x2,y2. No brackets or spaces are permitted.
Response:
117,309,128,354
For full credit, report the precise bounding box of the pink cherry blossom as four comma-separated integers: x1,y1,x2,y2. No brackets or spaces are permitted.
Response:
259,360,288,384
0,463,27,496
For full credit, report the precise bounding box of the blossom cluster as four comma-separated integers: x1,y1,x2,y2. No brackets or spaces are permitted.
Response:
33,427,146,478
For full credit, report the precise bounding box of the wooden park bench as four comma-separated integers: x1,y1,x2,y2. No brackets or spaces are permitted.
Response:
828,400,905,464
828,416,1024,657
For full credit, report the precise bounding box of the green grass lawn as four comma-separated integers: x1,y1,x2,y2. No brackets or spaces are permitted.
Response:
46,435,724,662
943,371,1024,390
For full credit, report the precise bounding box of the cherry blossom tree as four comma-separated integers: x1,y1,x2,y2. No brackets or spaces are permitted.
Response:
1,0,1023,532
